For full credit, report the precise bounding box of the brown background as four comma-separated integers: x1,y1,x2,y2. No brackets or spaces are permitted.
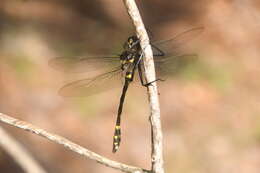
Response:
1,0,260,173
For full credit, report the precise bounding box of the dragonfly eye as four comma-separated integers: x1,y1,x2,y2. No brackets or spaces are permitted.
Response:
127,36,137,48
127,42,132,49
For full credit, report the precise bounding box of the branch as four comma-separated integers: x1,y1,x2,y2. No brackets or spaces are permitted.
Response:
0,113,149,173
122,1,164,173
0,126,47,173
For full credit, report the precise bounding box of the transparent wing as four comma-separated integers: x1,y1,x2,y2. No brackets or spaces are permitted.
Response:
59,66,123,97
152,27,204,57
49,55,120,73
148,27,203,77
154,54,198,76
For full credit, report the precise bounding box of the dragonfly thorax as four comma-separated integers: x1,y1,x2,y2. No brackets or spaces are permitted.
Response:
120,51,136,70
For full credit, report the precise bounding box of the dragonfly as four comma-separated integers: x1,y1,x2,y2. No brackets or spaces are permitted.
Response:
49,27,204,153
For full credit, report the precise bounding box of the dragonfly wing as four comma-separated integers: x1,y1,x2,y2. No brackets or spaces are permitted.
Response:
154,54,198,77
49,55,120,73
59,66,123,97
152,27,204,57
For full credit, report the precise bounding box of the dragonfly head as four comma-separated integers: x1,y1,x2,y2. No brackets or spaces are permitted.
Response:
124,36,140,50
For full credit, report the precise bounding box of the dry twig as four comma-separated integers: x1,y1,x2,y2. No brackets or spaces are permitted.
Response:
122,1,164,173
0,113,149,173
0,1,164,173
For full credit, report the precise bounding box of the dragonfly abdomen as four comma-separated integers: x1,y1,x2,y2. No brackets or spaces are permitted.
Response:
112,125,121,153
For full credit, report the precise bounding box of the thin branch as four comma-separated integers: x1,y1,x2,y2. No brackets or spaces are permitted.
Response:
0,126,47,173
122,1,164,173
0,113,149,173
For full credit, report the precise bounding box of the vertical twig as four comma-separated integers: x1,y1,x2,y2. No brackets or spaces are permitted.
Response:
122,1,164,173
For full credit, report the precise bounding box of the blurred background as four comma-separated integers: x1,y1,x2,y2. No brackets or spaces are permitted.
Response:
1,0,260,172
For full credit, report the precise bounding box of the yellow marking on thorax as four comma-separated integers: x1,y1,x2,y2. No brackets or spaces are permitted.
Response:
128,58,134,63
126,73,132,79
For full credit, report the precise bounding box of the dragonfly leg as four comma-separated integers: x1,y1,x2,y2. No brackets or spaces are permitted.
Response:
136,43,165,86
143,78,165,87
138,63,165,87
